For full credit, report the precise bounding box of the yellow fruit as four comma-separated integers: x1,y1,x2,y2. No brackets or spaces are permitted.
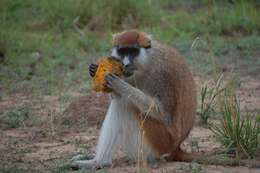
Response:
92,57,123,92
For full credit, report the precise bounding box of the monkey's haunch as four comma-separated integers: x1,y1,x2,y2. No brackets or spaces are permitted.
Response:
92,57,123,92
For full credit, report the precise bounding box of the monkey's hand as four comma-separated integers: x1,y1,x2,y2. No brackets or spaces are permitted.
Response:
105,73,164,120
89,63,98,77
105,73,127,94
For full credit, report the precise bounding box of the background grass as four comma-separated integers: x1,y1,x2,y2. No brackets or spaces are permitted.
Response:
0,0,259,96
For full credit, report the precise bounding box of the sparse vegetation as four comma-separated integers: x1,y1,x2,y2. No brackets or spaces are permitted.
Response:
0,103,35,129
198,75,224,125
210,91,260,158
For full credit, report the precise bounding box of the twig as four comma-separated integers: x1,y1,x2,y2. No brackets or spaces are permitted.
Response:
73,17,85,37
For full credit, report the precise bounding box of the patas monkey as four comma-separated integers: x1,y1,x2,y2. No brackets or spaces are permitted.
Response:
71,30,197,170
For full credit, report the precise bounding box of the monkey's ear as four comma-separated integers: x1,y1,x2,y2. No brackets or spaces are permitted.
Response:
145,34,152,40
112,33,120,47
138,32,152,48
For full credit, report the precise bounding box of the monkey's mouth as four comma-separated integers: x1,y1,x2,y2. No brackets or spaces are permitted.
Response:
123,66,135,77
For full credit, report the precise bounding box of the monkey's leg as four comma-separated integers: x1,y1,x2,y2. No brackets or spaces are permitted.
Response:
71,99,122,170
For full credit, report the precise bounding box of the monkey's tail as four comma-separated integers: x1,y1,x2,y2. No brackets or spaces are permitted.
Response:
169,148,260,168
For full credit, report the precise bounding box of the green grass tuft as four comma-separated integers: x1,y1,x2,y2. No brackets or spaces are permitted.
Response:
210,91,260,158
198,75,224,125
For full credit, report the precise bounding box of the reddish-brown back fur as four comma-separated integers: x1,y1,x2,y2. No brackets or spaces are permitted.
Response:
138,42,197,160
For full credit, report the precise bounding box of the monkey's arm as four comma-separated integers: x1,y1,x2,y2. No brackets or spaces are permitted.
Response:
106,74,166,121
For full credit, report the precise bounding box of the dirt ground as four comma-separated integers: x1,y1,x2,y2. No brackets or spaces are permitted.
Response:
0,75,260,173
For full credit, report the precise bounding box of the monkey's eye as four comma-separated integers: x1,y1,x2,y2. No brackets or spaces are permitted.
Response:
117,47,140,57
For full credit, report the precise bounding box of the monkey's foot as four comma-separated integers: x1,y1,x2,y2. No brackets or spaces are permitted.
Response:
147,153,157,165
70,159,111,170
71,159,96,170
70,153,94,162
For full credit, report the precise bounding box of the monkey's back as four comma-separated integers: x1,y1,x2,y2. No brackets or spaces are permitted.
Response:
136,42,197,158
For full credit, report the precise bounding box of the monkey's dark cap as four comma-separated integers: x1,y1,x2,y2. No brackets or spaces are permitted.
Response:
113,30,151,49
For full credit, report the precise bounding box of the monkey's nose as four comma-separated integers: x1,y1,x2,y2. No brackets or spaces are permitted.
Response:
124,64,135,71
124,64,130,68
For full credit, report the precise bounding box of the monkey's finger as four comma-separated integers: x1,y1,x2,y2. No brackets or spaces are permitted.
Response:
89,67,97,72
89,64,98,71
105,73,116,81
107,73,118,79
89,68,96,74
104,79,113,89
89,64,98,77
105,74,115,89
105,82,113,89
89,63,98,68
89,70,96,77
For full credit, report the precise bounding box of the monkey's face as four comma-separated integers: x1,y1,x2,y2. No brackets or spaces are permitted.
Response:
111,46,148,77
111,30,151,77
